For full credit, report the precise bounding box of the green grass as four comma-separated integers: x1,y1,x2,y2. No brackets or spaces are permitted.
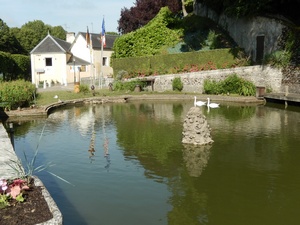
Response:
35,89,184,106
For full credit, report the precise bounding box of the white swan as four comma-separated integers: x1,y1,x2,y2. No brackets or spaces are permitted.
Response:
207,98,220,108
194,96,206,107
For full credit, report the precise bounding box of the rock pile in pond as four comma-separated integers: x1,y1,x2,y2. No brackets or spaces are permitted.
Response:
182,106,213,145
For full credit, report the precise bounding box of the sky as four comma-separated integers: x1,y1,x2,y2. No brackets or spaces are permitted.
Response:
0,0,135,34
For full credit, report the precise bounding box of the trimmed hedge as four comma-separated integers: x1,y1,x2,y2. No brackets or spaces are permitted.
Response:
0,51,30,81
112,48,247,78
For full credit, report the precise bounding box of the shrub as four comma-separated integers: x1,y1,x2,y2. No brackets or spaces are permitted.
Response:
0,80,36,110
203,79,221,94
203,74,256,96
172,77,183,91
263,50,291,68
116,70,129,81
113,80,147,92
79,84,90,94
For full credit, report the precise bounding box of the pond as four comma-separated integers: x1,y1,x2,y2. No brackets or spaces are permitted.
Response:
12,100,300,225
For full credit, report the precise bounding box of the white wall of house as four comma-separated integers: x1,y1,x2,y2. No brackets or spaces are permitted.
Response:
93,50,114,79
71,34,91,63
71,34,114,80
31,53,68,86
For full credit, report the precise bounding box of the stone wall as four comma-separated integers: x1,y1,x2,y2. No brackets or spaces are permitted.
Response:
149,65,282,93
193,2,287,62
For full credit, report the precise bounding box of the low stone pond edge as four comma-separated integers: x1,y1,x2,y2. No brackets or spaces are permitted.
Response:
34,176,63,225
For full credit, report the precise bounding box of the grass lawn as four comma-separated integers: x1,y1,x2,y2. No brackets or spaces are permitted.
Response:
34,89,185,106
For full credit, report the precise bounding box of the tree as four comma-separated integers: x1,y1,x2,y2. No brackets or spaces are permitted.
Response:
118,0,181,34
0,19,25,54
50,26,67,40
11,20,66,54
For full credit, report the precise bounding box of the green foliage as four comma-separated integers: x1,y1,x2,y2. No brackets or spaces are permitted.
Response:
79,84,90,93
116,70,129,81
113,80,147,92
10,54,31,80
263,50,291,68
0,52,31,80
112,48,247,78
0,80,36,110
172,77,183,91
112,7,182,59
9,20,66,54
203,79,222,94
203,74,256,96
0,19,25,54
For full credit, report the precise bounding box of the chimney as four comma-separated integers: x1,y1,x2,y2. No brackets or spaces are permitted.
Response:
66,32,75,43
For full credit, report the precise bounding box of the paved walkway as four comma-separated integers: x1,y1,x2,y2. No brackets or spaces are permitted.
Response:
0,123,21,179
36,83,75,92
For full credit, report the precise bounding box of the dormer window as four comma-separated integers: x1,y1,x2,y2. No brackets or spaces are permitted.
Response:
45,57,52,66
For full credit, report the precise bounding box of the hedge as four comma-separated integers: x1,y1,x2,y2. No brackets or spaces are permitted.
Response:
0,51,31,81
112,48,248,78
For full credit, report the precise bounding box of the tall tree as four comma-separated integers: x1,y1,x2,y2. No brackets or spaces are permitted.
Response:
118,0,181,34
0,19,24,54
12,20,66,54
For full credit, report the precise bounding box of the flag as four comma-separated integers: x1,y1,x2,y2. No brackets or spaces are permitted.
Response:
86,26,90,48
101,17,106,47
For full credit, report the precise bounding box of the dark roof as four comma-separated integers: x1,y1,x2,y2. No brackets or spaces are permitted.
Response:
78,32,119,50
30,34,71,54
67,55,90,66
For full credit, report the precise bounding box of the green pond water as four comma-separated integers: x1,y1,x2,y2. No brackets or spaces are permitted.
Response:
12,100,300,225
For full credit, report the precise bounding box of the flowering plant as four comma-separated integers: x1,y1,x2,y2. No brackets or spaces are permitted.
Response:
0,178,30,209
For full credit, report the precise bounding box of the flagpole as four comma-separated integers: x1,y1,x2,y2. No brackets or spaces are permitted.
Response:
99,36,103,88
99,16,105,89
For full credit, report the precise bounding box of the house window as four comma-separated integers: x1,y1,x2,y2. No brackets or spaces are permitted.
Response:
102,57,108,66
80,65,86,72
45,58,52,66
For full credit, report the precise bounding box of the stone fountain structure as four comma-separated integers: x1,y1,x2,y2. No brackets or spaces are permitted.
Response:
182,106,213,145
182,106,214,177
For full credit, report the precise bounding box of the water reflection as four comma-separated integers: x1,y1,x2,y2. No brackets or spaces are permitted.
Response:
12,101,300,225
182,144,212,177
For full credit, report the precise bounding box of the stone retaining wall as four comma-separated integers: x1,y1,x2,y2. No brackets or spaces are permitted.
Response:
193,2,286,63
149,65,282,93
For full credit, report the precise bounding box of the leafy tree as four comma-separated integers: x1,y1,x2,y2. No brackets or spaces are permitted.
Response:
50,26,67,40
11,20,66,54
0,19,25,54
118,0,181,34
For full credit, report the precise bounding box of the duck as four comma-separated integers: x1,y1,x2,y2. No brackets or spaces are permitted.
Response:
194,96,206,107
207,97,220,108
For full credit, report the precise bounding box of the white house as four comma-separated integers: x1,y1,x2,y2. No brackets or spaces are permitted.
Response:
30,32,118,87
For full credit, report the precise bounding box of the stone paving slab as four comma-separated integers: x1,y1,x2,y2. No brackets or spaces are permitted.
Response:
0,123,22,179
